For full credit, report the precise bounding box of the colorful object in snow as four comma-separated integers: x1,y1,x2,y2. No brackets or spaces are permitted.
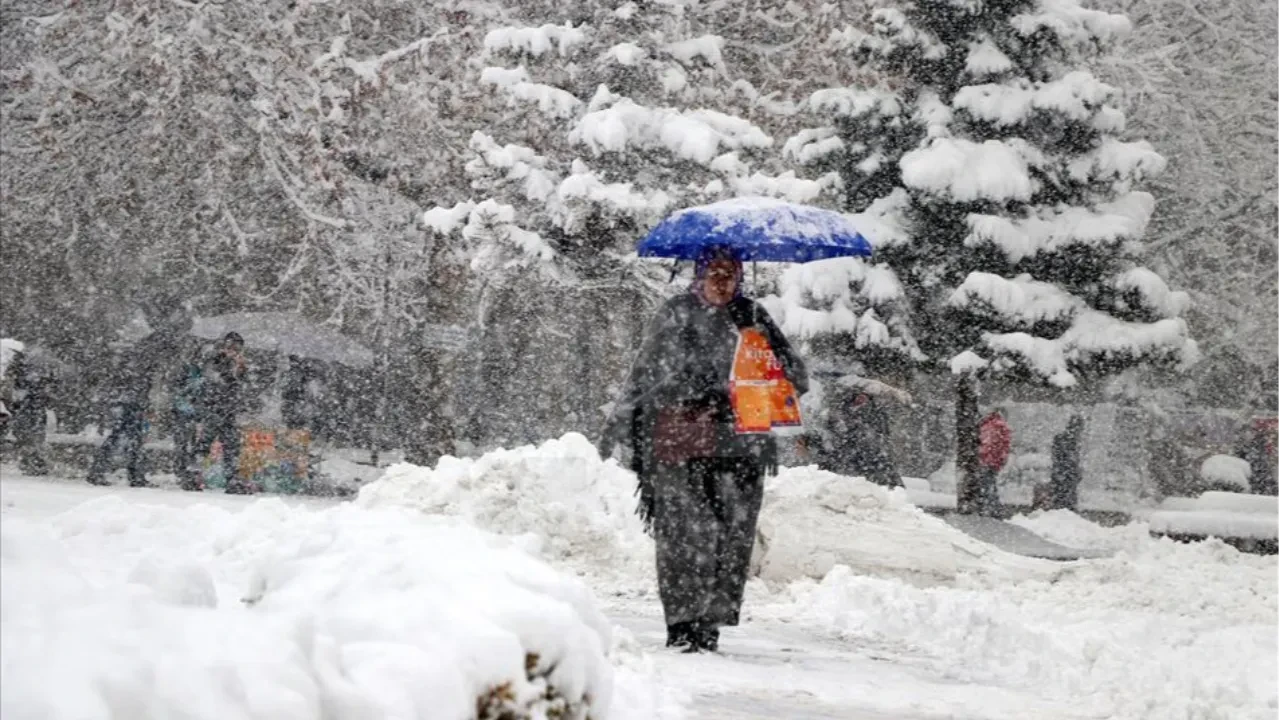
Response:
729,328,803,435
638,197,873,263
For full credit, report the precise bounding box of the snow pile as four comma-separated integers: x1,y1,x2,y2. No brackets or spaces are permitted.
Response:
755,467,1056,586
777,535,1277,720
1200,454,1252,490
1148,491,1279,541
358,433,654,583
1009,509,1149,551
964,190,1155,262
0,495,664,720
948,272,1082,327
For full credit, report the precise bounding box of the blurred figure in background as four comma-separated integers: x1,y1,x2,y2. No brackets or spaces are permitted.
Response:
974,406,1012,516
1045,414,1085,510
196,332,250,493
170,342,208,491
87,322,188,487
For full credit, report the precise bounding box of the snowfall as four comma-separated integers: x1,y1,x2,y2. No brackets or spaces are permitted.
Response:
2,433,1275,720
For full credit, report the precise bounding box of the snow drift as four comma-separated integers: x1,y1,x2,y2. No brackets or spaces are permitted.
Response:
755,466,1057,585
358,433,655,585
774,509,1278,720
0,494,656,720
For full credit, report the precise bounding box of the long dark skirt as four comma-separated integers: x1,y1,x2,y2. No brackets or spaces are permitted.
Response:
651,456,764,628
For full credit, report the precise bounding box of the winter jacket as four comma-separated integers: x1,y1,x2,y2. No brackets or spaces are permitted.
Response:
201,350,247,420
104,331,184,408
978,412,1012,471
170,362,204,418
1048,417,1084,509
601,293,807,523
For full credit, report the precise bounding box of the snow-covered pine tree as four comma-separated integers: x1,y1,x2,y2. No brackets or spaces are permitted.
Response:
423,0,821,443
781,0,1199,510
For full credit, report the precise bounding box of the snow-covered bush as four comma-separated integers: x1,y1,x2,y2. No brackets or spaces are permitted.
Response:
1,495,625,720
1199,453,1252,491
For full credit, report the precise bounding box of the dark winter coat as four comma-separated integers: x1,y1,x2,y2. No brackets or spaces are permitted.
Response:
1237,420,1277,496
978,412,1012,471
200,350,247,420
105,331,185,408
824,390,902,488
601,293,807,524
1048,416,1084,510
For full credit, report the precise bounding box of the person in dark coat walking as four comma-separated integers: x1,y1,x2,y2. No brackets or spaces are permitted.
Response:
196,332,250,493
822,376,911,488
1046,414,1085,510
1236,417,1277,496
598,246,808,654
170,343,208,491
974,407,1012,516
7,349,55,475
87,327,186,487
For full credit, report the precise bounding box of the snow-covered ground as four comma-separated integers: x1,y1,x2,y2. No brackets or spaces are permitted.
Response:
3,435,1276,720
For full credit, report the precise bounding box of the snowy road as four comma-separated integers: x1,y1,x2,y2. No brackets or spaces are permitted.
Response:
1,473,1096,720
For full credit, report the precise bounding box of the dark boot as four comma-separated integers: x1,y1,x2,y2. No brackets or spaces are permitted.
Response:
178,477,204,492
224,480,255,495
128,477,156,488
86,475,112,486
691,621,720,653
665,622,695,651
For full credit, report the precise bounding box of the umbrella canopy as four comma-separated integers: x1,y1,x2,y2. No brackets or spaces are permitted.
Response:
637,197,873,263
190,312,374,368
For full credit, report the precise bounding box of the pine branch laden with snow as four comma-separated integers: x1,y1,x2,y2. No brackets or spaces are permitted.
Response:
777,0,1197,390
461,5,825,277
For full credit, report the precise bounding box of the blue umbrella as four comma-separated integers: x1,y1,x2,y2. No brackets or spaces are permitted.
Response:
637,197,873,263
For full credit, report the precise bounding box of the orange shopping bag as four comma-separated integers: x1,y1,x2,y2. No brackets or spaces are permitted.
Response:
729,328,803,435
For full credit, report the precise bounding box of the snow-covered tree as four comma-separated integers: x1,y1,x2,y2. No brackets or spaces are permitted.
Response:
422,1,845,441
778,0,1200,510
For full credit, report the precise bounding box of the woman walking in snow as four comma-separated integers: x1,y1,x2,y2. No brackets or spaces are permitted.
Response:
598,246,808,653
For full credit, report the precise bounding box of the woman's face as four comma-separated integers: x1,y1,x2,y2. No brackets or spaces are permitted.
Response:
702,258,739,306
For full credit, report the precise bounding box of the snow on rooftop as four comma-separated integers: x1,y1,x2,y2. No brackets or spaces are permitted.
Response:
483,23,588,58
901,138,1036,203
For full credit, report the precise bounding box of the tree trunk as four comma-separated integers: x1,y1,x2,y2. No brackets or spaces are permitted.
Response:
954,374,981,514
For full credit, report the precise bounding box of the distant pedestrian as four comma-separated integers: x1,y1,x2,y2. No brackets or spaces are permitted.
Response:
973,407,1012,516
87,327,186,487
1237,417,1277,496
170,343,207,491
1045,414,1085,510
823,376,911,488
7,349,55,475
196,332,250,493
